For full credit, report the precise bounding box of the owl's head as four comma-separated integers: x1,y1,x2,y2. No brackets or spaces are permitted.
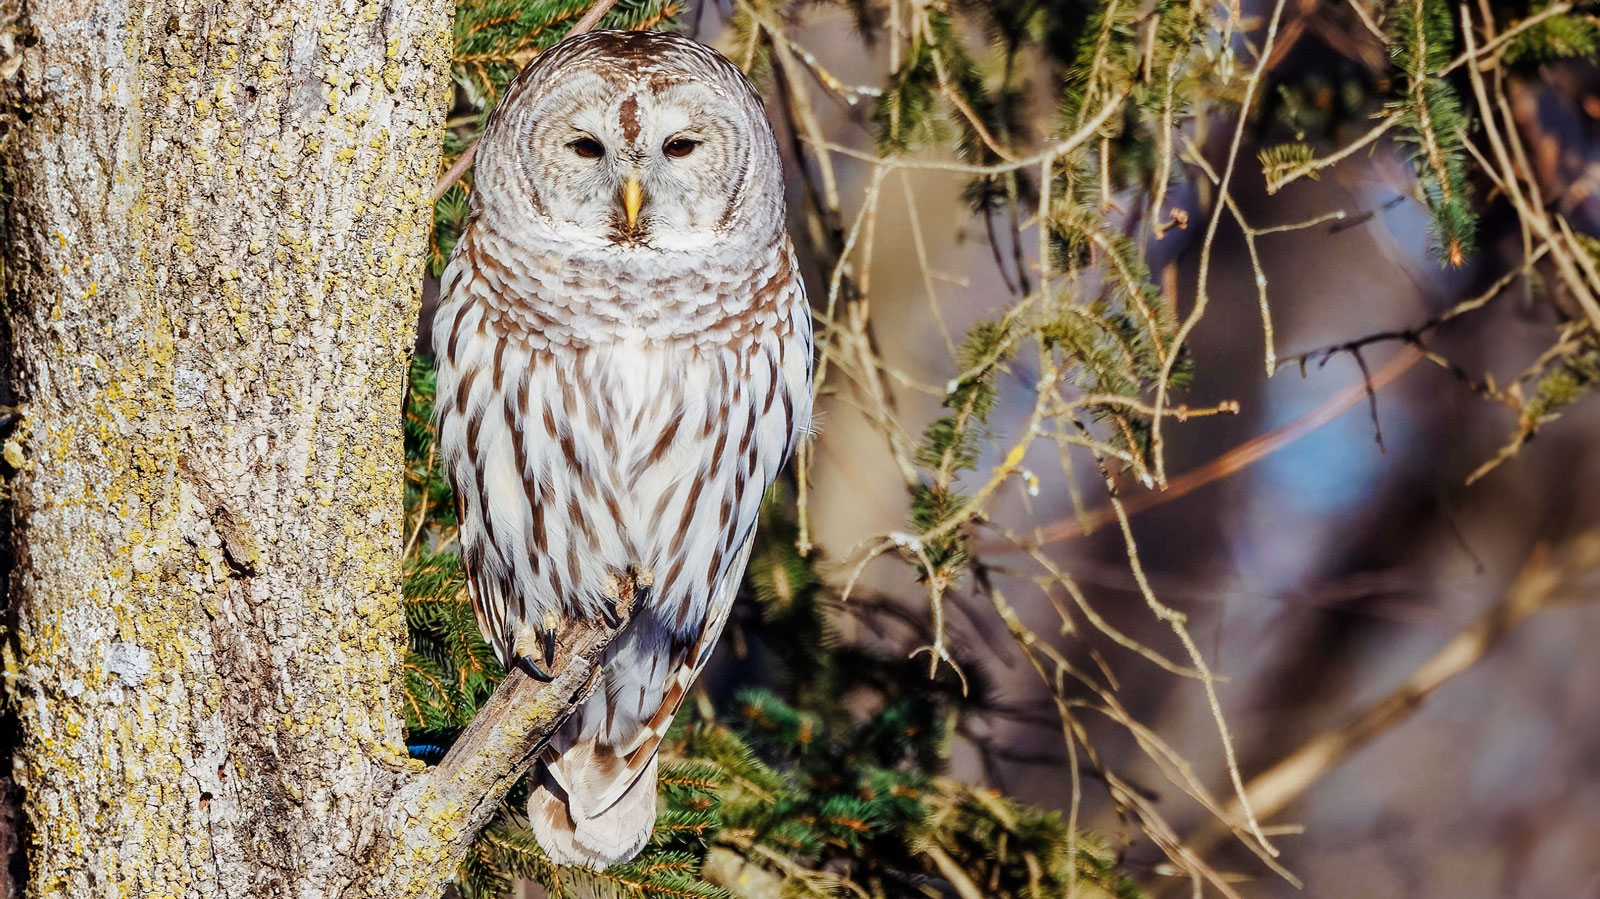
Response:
473,31,785,253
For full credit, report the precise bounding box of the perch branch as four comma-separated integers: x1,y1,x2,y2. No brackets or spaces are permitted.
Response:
356,575,641,897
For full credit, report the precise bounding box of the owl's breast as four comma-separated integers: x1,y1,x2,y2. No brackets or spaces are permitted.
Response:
442,224,802,353
433,228,811,660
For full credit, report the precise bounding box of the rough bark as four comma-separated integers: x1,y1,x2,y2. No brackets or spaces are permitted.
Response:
0,0,586,895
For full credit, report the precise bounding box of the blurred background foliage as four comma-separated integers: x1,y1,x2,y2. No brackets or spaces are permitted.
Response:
408,0,1600,896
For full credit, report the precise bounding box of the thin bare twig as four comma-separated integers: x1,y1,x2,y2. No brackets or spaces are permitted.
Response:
807,86,1131,178
1345,0,1388,42
1150,0,1292,490
1262,110,1405,194
1436,0,1575,74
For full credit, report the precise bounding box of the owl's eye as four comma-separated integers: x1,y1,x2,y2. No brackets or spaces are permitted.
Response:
568,137,605,159
663,137,700,159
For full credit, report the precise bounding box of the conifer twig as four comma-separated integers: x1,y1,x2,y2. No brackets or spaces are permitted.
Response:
1262,109,1404,194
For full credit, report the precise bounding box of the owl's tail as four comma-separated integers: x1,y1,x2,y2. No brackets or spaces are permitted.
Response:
528,738,658,870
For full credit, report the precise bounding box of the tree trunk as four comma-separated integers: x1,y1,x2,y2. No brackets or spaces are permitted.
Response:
0,0,476,894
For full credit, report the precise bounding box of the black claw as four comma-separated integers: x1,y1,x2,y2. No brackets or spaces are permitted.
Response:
516,655,554,682
600,598,621,628
542,628,556,668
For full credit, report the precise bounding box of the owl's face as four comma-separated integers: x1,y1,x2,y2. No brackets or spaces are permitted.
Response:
476,32,785,254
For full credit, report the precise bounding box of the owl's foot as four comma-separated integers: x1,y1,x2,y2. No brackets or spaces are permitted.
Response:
599,598,621,628
515,655,554,682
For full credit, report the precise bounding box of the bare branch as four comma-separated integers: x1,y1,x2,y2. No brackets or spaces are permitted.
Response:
1150,0,1293,488
1436,0,1574,74
1004,349,1424,550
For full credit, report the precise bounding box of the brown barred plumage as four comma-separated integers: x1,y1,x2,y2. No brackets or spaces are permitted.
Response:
432,30,812,869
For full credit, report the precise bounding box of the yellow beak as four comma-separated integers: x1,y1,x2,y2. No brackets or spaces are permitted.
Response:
622,175,644,229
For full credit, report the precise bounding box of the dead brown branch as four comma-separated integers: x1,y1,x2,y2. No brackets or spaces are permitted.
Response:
1002,349,1423,550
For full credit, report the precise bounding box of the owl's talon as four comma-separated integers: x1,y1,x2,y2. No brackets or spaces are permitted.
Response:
600,598,621,628
543,628,556,668
515,655,554,682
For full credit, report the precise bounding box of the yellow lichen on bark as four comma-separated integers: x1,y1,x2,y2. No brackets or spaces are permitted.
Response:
2,0,455,895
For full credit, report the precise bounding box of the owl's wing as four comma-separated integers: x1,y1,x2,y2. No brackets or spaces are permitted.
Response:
452,492,511,664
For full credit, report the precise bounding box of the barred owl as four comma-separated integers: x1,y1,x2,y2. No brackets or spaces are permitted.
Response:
432,30,813,869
